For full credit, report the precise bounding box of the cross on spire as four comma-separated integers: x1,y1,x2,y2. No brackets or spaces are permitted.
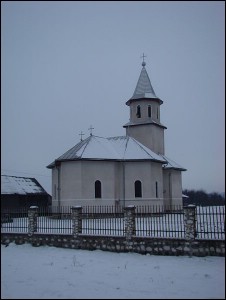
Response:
79,131,84,141
140,53,147,67
88,125,94,136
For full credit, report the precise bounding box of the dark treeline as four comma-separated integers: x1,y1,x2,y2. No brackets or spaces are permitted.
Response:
182,189,225,206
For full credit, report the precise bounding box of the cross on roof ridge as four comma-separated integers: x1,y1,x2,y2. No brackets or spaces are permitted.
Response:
88,125,94,136
79,131,84,141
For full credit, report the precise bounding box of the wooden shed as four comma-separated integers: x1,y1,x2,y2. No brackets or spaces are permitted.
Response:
1,175,51,210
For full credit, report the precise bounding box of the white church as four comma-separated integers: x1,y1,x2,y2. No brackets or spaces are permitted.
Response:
47,58,186,208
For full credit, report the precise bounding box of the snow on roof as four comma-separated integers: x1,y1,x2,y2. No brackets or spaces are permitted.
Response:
108,136,165,161
161,154,187,171
47,135,166,168
182,194,189,198
1,175,48,195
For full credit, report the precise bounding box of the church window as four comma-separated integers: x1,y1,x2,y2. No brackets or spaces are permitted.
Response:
157,107,159,119
148,105,152,118
95,180,102,198
54,184,57,199
136,105,141,118
135,180,142,198
155,181,158,198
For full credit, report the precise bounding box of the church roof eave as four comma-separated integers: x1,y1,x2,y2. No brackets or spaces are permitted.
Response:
163,166,187,171
126,96,163,106
123,120,167,130
46,162,55,169
48,157,166,166
160,154,187,171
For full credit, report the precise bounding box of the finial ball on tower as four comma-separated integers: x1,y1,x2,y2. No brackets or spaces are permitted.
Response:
142,61,146,67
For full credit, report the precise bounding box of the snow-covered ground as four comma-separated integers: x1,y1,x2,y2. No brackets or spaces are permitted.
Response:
1,243,225,299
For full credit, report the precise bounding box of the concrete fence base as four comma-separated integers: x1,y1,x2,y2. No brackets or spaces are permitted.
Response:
1,233,225,257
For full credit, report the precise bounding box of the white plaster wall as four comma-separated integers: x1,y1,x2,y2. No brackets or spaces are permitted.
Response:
61,161,82,200
163,169,183,207
130,100,161,123
124,161,163,202
171,170,183,206
51,160,165,208
81,161,116,200
127,124,165,155
51,161,118,206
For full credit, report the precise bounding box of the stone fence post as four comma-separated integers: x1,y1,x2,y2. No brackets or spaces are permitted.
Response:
71,206,83,238
124,205,136,251
184,205,196,240
28,206,38,237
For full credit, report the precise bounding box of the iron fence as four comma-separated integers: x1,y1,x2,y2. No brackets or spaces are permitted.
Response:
195,205,225,239
82,205,125,236
135,205,185,238
37,206,72,234
1,205,225,240
1,207,28,233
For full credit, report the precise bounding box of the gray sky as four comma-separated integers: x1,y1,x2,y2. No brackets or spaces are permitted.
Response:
1,1,225,195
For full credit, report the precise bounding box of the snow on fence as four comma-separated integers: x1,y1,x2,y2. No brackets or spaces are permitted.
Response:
1,205,225,240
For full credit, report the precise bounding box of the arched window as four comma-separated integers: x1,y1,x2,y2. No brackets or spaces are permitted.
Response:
95,180,102,198
135,180,142,198
155,181,158,198
148,105,152,118
136,105,141,118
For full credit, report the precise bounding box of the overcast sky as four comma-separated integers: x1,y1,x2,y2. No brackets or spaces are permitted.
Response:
1,1,225,195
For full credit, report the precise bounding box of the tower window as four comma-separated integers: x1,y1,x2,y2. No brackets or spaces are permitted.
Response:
157,107,159,119
135,180,142,198
136,105,141,118
148,105,152,118
155,181,158,198
95,180,102,198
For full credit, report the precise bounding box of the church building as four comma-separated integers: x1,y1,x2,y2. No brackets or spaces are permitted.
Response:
47,58,186,208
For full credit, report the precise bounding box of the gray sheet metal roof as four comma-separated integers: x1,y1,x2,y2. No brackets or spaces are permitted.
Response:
47,135,167,168
161,155,187,171
1,175,48,195
123,120,167,130
126,64,163,105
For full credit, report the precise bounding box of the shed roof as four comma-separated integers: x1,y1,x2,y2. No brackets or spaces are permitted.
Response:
1,175,48,195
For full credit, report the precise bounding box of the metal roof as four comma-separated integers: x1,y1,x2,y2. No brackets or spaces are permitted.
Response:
126,64,163,105
47,135,167,168
47,136,186,171
132,66,157,98
1,175,48,195
123,120,167,130
161,155,187,171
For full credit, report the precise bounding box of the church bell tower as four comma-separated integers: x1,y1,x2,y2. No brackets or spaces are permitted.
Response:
123,56,167,155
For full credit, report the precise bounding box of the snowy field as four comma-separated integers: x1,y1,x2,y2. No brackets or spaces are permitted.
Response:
1,243,225,299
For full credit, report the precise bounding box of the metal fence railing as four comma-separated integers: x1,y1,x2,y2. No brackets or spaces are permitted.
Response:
195,205,225,239
81,205,125,236
1,205,225,240
1,208,28,233
37,206,72,234
135,205,185,238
